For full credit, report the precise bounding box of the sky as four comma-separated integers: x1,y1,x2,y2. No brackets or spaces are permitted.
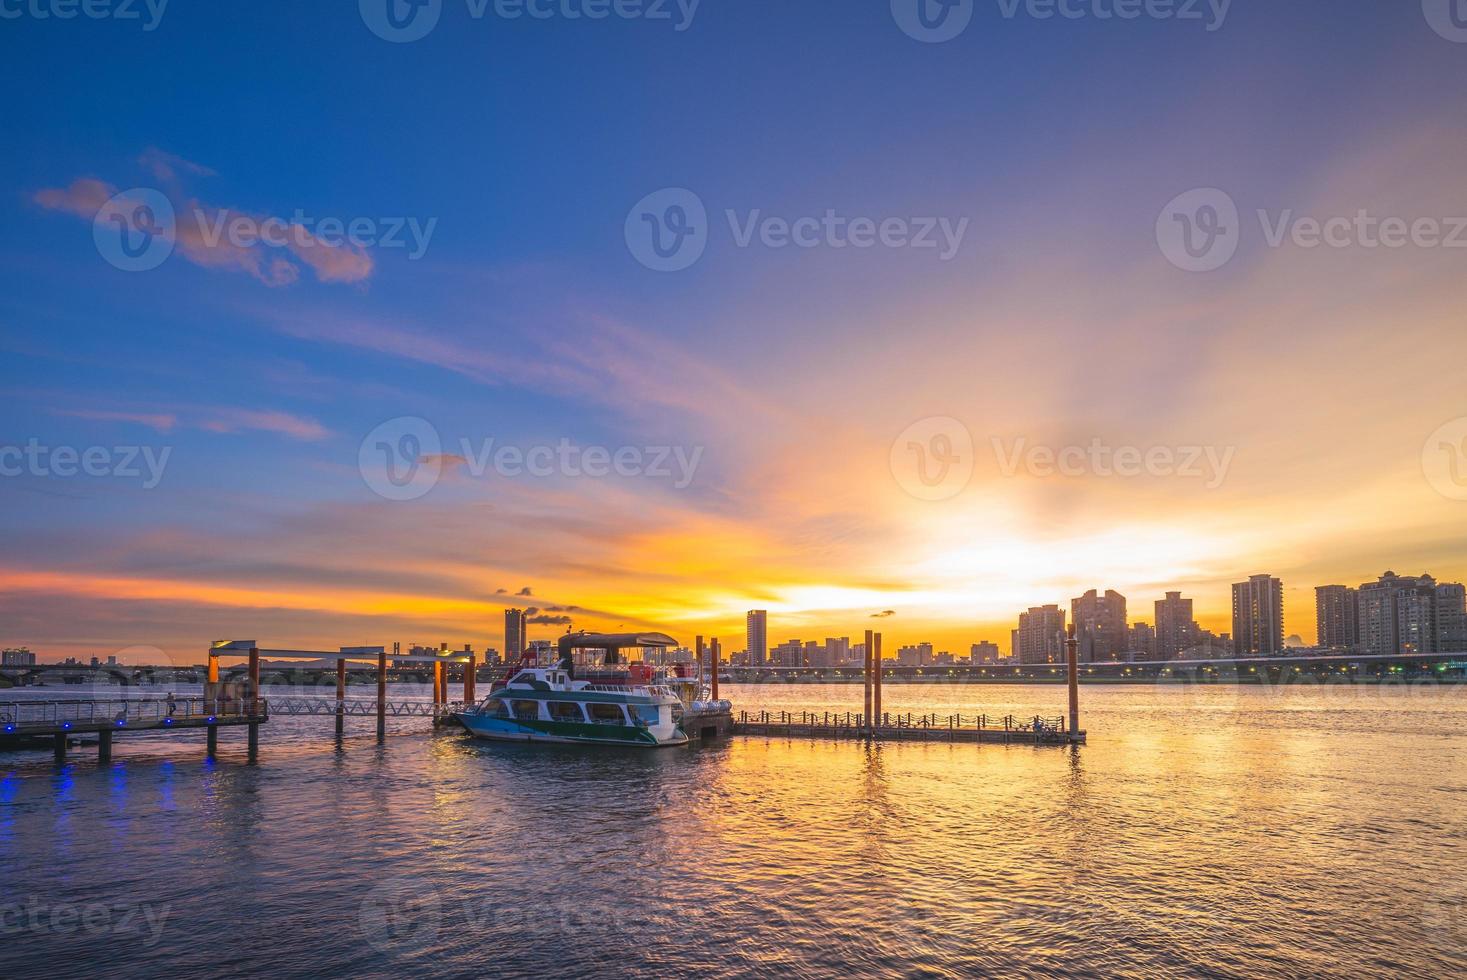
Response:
2,0,1467,664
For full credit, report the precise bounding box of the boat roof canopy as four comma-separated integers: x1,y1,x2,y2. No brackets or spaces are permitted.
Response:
556,631,678,656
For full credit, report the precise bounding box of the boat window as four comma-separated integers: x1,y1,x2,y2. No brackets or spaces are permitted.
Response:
547,701,584,722
482,698,511,719
630,704,661,726
511,700,541,721
586,702,626,725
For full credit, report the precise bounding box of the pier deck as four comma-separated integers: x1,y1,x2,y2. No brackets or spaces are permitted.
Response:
733,711,1083,745
0,696,266,761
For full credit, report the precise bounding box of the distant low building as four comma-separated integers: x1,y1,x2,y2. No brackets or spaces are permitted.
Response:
970,641,1000,664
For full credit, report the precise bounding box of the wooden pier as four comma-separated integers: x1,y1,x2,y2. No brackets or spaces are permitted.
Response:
0,696,265,762
733,710,1083,745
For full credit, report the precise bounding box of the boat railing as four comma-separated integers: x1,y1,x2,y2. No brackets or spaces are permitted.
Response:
577,683,678,698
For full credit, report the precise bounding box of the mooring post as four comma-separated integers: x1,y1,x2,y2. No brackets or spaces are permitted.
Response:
863,629,874,734
53,732,67,764
873,631,883,734
206,724,217,759
98,728,112,763
335,658,347,737
433,660,443,712
1066,623,1080,742
710,638,720,701
465,648,476,705
376,649,387,742
247,645,260,759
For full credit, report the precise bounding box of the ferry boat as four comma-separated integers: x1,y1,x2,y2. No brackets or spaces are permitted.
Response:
457,632,705,747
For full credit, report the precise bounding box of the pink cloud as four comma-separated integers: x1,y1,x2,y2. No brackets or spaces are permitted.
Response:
138,147,216,183
34,152,375,288
52,409,178,433
286,224,374,284
33,178,116,219
199,409,330,441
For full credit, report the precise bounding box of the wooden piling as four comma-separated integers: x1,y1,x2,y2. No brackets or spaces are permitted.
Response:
465,648,476,705
873,631,883,731
863,629,874,732
247,645,260,759
98,728,112,763
376,649,387,742
53,732,67,764
710,638,720,701
206,724,217,759
335,658,346,737
1066,623,1080,742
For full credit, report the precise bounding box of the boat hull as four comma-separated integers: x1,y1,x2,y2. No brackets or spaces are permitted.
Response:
456,711,688,747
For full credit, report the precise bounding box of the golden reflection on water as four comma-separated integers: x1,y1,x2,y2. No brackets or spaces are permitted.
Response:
0,681,1463,976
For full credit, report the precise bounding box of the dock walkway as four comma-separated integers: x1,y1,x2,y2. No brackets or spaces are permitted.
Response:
732,710,1083,745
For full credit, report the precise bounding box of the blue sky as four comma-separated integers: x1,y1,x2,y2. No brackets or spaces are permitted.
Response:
3,0,1466,660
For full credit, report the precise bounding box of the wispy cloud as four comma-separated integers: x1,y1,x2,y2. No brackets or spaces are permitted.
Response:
33,150,374,287
198,409,330,441
52,409,178,432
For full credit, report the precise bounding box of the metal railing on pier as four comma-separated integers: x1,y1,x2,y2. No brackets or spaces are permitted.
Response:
733,710,1075,745
0,697,263,732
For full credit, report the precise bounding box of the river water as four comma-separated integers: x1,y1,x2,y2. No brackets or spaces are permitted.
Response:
1,680,1464,978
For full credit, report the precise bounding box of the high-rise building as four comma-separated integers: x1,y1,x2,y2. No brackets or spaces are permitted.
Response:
1071,589,1128,663
1016,605,1067,664
1,647,36,667
746,610,768,666
1436,582,1467,653
1126,622,1156,660
504,608,527,659
970,641,1000,664
1232,574,1284,656
1315,585,1359,650
1356,572,1467,655
824,636,851,666
1154,591,1197,659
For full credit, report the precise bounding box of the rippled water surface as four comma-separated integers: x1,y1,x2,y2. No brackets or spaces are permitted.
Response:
2,681,1464,978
